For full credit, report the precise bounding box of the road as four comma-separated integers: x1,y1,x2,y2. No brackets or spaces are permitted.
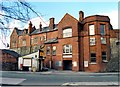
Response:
1,70,120,86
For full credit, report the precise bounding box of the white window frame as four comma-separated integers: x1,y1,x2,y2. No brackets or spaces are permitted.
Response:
63,44,72,54
101,37,106,44
52,46,56,55
63,28,72,38
90,37,96,46
22,39,26,46
89,25,95,35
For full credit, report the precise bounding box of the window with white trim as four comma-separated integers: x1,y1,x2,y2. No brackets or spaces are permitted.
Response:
22,39,26,46
89,25,95,35
90,37,95,46
52,46,56,55
63,28,72,38
63,44,72,54
90,53,96,63
101,37,106,44
34,37,38,44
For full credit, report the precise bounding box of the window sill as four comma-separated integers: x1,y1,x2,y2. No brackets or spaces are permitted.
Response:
52,54,56,56
102,60,108,63
89,63,97,64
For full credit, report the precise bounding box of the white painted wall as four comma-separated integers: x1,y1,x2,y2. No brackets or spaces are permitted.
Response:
18,51,40,71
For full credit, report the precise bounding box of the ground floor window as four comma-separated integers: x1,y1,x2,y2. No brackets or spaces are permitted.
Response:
102,52,107,60
52,46,56,55
90,53,96,63
46,46,50,55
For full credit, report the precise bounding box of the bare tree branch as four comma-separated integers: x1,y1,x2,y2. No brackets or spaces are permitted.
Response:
0,0,45,48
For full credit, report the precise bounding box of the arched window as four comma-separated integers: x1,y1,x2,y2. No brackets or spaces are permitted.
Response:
63,28,72,38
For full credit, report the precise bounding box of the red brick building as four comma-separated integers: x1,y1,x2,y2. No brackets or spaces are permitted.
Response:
0,49,19,71
10,11,119,72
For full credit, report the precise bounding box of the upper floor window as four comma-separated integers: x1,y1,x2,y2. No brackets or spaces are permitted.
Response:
22,39,26,46
63,28,72,38
100,24,105,35
101,37,106,44
90,37,96,46
34,37,38,44
31,38,34,44
43,35,46,41
63,44,72,54
52,46,56,55
89,25,95,35
46,46,50,55
90,52,96,63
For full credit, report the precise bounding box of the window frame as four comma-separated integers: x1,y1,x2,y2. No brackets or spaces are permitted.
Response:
89,24,95,35
34,37,38,44
100,24,105,35
102,52,107,61
101,37,106,44
63,44,72,54
22,39,26,46
63,28,72,38
46,46,50,55
90,52,96,63
52,46,56,55
90,37,96,46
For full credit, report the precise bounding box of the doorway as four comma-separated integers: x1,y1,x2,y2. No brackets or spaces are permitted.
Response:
63,60,72,70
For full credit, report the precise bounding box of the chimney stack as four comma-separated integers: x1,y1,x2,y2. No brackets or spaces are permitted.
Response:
28,21,32,34
39,22,42,31
79,11,84,22
49,17,55,30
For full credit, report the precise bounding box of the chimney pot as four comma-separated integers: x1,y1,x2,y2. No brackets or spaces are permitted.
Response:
40,22,42,31
28,21,32,34
79,11,84,22
49,17,55,30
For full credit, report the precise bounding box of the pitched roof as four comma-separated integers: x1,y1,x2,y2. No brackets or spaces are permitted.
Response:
1,49,20,58
58,13,79,24
30,24,58,35
15,28,24,36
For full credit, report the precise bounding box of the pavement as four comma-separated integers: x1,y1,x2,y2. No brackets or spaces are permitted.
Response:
62,82,119,86
15,70,119,76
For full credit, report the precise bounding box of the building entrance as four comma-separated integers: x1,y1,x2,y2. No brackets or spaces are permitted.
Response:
63,60,72,70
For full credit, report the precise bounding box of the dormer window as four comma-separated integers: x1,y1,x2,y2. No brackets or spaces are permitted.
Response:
63,28,72,38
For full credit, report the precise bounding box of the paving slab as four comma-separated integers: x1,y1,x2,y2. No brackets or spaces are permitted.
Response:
0,77,26,85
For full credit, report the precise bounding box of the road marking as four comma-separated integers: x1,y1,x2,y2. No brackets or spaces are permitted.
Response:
62,82,119,86
0,77,26,85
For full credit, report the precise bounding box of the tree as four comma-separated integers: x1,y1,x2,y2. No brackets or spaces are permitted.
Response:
0,0,41,48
